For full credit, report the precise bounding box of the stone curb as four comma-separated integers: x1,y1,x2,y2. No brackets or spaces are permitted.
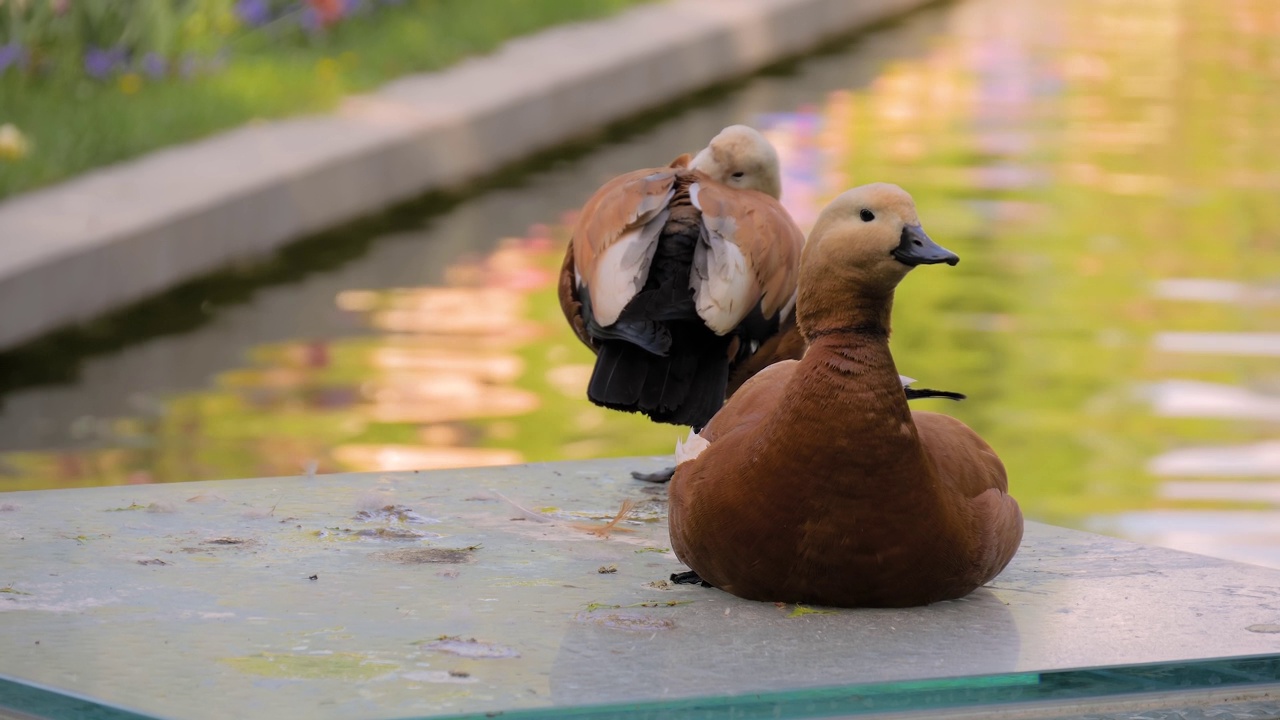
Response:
0,0,930,350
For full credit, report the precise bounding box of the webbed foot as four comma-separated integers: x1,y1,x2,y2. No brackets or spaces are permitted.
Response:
671,570,712,588
631,466,676,483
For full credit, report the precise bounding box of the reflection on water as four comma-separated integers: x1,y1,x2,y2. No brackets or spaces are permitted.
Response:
1,0,1279,568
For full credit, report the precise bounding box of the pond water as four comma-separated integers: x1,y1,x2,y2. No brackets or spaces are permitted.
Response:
1,0,1278,568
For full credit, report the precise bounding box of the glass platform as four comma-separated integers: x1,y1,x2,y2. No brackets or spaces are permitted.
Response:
2,458,1278,719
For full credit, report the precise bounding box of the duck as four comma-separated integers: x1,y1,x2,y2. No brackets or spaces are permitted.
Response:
557,125,806,429
667,183,1023,608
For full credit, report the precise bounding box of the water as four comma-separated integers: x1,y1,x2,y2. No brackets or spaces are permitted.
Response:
1,0,1278,568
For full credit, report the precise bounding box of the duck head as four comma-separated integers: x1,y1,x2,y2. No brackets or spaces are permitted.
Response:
689,125,783,199
797,183,958,337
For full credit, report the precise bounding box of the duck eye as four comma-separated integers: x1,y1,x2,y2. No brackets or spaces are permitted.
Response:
731,172,745,178
860,209,875,222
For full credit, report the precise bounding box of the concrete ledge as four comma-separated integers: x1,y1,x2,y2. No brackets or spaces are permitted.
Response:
2,457,1280,719
0,0,931,350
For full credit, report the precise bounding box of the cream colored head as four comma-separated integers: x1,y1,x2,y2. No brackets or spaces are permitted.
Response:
797,183,958,335
689,125,783,199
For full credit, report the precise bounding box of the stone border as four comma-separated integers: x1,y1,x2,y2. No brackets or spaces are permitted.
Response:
0,0,930,350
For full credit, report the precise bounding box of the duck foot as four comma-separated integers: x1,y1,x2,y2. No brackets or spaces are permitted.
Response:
631,466,676,483
671,570,712,588
905,387,966,401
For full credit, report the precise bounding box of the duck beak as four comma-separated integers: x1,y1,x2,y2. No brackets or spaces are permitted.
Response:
892,224,959,267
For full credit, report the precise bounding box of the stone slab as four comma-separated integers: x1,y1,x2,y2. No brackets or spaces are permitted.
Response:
0,458,1278,719
0,0,930,350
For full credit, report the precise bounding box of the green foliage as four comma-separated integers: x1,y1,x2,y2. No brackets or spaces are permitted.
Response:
0,0,653,198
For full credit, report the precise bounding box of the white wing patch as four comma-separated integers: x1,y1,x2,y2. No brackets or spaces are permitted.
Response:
586,204,671,327
675,428,710,466
778,289,798,323
691,189,758,335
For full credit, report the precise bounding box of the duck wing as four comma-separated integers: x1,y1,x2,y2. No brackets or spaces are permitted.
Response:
570,167,680,329
558,240,593,350
913,411,1023,584
560,155,694,353
688,180,804,337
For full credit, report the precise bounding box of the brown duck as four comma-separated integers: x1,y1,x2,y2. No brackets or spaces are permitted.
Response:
668,183,1023,608
558,131,963,481
558,125,805,429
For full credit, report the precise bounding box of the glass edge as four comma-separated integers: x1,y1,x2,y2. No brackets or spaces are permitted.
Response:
0,673,165,720
403,653,1280,720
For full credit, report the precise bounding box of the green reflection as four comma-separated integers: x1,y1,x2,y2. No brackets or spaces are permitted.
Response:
2,0,1278,568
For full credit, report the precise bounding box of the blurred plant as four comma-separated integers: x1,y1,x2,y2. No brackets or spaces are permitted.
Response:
0,0,408,83
0,0,652,199
0,123,30,160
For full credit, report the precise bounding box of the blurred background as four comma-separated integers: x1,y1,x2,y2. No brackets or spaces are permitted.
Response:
1,0,1278,568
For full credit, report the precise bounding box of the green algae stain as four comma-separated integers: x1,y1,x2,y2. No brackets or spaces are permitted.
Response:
222,652,389,680
787,604,837,618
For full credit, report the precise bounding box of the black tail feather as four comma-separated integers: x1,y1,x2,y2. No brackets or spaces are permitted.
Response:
905,387,966,401
587,330,730,428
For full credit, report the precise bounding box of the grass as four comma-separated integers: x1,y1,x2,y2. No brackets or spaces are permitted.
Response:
0,0,652,200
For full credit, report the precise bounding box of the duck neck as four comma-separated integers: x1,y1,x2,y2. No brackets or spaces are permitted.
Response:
785,289,926,470
799,288,894,342
799,326,905,409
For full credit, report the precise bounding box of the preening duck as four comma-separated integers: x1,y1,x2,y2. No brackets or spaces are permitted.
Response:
557,125,806,429
667,183,1023,608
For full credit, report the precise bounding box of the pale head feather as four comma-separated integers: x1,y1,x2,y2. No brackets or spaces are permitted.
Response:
796,183,926,335
689,125,783,199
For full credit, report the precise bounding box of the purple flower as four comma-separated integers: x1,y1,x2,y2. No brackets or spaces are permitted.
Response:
343,0,366,13
0,44,24,74
84,47,126,79
235,0,272,27
141,52,168,79
299,6,324,34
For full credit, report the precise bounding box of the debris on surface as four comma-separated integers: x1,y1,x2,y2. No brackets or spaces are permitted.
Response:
583,600,691,611
353,505,439,524
417,636,520,659
597,565,618,574
222,652,387,681
490,490,553,523
573,499,636,538
242,504,278,519
374,547,477,565
354,527,438,540
574,611,677,632
401,670,478,684
186,494,227,504
184,537,258,553
786,604,837,618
